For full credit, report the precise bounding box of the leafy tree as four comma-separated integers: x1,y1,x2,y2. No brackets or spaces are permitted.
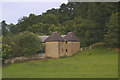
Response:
16,14,40,32
73,16,104,46
42,14,60,25
18,31,42,56
104,13,119,47
62,20,74,34
2,32,43,57
8,23,18,34
27,23,50,35
2,44,12,61
46,8,59,15
48,24,60,34
1,20,9,36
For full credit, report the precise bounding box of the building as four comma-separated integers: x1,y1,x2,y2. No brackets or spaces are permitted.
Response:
43,32,80,58
45,32,64,58
63,32,80,56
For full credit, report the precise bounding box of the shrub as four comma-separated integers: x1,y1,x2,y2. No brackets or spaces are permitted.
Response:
2,31,43,60
2,34,24,57
92,42,105,48
37,44,45,53
2,44,12,61
17,31,42,56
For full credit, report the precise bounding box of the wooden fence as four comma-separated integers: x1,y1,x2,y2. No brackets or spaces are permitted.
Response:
80,46,92,51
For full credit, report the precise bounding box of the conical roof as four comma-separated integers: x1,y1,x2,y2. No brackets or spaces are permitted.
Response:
45,32,63,42
64,32,80,41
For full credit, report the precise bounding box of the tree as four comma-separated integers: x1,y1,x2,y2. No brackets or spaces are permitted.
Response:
18,31,42,56
2,44,12,61
8,23,18,34
27,23,50,35
2,32,43,57
42,14,60,25
63,20,74,34
104,13,119,47
73,16,103,46
1,20,9,36
48,24,60,34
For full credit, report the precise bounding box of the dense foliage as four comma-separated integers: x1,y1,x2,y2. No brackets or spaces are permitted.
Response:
2,32,42,60
2,2,118,47
104,13,119,47
2,44,12,61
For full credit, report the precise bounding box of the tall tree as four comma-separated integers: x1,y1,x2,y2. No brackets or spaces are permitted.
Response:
42,14,60,25
104,13,119,47
1,20,9,36
8,23,18,34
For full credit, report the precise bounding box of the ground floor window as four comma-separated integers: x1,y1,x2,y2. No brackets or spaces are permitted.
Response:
66,49,68,52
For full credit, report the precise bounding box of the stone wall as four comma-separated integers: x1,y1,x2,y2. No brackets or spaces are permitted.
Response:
45,41,80,58
4,53,45,64
65,41,72,56
59,42,65,57
45,42,60,58
71,42,80,54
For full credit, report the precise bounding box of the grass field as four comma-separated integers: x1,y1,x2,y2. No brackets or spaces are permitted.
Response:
2,48,118,78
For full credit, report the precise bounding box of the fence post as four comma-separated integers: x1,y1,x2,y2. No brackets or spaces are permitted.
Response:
90,46,92,50
11,59,15,64
81,48,83,51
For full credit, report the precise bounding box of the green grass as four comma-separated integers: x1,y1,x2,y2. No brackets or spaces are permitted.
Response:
2,48,118,78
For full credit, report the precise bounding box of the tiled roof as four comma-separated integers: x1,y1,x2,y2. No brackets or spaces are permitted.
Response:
39,32,80,42
64,32,80,41
45,32,63,42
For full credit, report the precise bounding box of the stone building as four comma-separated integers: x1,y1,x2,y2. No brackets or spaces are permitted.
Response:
44,32,80,58
63,32,80,56
45,32,64,58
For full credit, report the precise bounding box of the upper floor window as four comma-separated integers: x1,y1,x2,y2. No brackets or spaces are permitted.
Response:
65,41,67,44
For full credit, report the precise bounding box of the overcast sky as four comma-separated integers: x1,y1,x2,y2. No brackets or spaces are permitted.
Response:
1,1,68,24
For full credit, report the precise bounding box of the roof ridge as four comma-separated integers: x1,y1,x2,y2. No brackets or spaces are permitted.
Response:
45,32,63,42
64,32,80,41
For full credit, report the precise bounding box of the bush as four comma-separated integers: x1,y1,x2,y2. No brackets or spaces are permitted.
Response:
37,44,45,53
2,31,43,60
18,31,42,56
92,42,105,48
2,44,12,61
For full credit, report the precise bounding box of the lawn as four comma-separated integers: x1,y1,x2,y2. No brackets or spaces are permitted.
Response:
2,48,118,78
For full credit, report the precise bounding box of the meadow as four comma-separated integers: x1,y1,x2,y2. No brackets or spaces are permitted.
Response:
2,48,118,78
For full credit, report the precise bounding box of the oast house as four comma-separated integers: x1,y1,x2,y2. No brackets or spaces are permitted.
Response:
39,32,80,58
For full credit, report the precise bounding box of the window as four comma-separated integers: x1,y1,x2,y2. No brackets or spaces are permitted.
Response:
62,49,63,53
66,49,68,52
65,41,67,44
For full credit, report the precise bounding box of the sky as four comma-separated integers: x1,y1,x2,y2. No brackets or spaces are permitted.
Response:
1,0,68,24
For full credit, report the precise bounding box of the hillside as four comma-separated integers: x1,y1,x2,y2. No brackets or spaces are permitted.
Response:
3,48,118,78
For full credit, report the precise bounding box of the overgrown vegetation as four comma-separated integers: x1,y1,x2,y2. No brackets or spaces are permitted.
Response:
1,2,119,47
2,32,42,61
